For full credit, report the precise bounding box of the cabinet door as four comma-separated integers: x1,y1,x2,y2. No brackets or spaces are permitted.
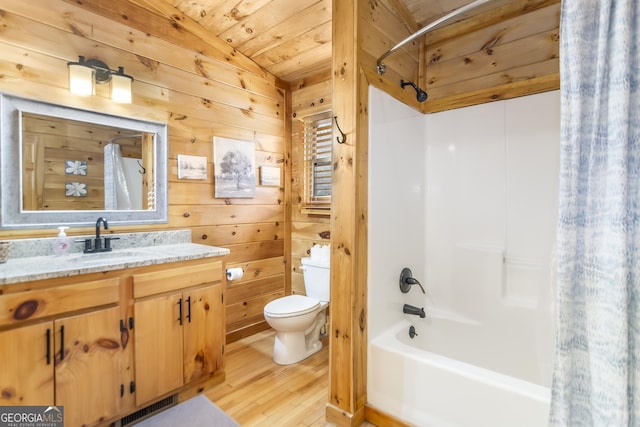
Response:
134,292,184,405
55,306,125,427
183,284,224,383
0,322,53,405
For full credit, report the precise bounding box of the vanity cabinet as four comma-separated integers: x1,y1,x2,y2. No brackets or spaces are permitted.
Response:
0,254,225,426
0,322,54,404
0,277,129,427
55,306,128,427
132,261,224,406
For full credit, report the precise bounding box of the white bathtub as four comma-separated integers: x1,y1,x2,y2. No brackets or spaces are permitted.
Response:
367,318,551,427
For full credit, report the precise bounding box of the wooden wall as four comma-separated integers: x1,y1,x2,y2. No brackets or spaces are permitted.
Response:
359,0,560,114
423,0,560,112
290,74,333,295
359,0,425,111
0,0,287,343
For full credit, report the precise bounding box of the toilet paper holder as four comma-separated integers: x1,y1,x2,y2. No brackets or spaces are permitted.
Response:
226,267,244,281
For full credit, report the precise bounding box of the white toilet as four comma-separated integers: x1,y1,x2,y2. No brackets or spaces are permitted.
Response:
264,253,330,365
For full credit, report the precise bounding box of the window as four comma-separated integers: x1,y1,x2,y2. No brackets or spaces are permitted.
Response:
303,112,333,208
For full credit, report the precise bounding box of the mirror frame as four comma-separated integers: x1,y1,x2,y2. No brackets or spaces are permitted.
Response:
0,93,168,229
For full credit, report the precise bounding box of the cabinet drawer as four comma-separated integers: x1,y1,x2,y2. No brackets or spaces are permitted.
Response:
0,278,119,326
132,260,222,299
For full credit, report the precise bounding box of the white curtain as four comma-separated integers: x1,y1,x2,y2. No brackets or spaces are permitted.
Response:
550,1,640,426
104,143,132,210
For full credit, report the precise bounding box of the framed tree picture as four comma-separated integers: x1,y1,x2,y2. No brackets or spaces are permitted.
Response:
213,136,256,198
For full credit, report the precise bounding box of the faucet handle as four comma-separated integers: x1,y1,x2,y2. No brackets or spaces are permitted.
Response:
399,268,426,294
104,237,120,251
76,238,93,253
406,277,426,294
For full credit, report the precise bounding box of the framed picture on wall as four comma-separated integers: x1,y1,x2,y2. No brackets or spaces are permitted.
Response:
177,154,207,180
213,136,256,198
260,166,281,186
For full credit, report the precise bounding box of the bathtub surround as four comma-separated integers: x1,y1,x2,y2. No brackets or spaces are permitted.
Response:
367,87,560,426
549,1,640,426
369,321,550,426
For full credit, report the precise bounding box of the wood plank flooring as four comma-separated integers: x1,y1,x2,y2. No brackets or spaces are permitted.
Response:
205,329,375,427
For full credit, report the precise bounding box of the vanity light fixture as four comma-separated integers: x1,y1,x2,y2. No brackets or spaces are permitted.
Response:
67,56,134,103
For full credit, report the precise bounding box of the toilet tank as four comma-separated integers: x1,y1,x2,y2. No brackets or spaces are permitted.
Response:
301,257,330,302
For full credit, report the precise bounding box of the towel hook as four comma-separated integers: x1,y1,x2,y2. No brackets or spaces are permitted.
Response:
333,116,346,144
137,160,146,174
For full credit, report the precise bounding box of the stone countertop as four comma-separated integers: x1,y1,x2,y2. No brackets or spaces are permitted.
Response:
0,243,230,285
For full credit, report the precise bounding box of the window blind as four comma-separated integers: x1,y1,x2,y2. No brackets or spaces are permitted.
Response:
303,113,332,205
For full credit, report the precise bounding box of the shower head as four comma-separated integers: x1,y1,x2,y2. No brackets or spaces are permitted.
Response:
400,80,428,103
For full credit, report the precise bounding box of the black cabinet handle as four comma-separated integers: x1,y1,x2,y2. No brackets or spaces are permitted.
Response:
186,296,191,323
59,325,65,361
46,328,51,365
178,298,183,325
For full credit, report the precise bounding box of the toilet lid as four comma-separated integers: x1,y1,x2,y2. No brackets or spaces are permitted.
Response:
264,295,320,318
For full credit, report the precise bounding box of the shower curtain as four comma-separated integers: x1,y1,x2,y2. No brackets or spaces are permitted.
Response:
550,1,640,426
104,143,132,210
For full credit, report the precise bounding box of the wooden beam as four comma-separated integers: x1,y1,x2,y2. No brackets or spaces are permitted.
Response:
327,0,368,425
379,0,420,34
424,73,559,113
284,79,293,298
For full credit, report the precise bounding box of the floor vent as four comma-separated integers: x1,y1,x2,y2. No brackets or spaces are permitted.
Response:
116,394,179,426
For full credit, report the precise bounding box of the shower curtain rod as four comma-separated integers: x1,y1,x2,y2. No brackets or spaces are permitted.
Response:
376,0,493,75
108,134,144,143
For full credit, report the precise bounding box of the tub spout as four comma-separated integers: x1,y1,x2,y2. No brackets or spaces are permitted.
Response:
403,304,426,318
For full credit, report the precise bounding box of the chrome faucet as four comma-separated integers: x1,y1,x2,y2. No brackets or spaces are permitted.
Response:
403,304,426,318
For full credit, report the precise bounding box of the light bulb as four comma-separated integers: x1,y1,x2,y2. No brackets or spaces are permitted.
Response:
68,62,95,96
110,68,133,103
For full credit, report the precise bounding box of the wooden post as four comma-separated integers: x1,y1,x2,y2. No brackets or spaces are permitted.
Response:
327,0,368,425
141,133,154,210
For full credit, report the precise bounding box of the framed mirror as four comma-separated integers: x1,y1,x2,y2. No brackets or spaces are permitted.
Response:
0,93,168,229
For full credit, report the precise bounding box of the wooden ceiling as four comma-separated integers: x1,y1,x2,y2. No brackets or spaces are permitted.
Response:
143,0,500,84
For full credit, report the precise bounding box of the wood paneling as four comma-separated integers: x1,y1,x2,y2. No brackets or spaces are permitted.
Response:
0,0,286,342
359,0,421,95
290,76,332,295
162,0,332,82
422,0,560,113
361,0,560,113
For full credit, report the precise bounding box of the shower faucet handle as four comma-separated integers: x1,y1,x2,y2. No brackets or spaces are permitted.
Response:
399,267,426,294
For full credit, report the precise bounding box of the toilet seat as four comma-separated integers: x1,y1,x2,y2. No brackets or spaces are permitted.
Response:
264,295,320,318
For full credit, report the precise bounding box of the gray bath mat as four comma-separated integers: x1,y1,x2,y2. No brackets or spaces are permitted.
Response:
134,395,239,426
